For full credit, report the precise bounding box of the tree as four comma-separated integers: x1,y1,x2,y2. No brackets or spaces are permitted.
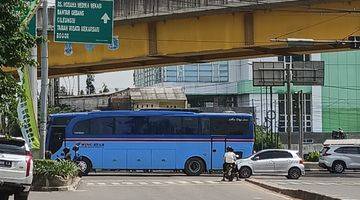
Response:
102,83,110,93
0,0,37,135
59,86,67,96
86,74,95,94
253,125,280,152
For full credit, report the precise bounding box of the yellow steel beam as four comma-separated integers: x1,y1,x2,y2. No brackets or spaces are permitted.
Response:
42,0,360,77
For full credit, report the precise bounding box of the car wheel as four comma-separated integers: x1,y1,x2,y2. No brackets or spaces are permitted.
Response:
0,194,9,200
184,157,205,176
332,161,345,174
288,167,301,179
239,167,252,179
77,157,92,176
14,192,29,200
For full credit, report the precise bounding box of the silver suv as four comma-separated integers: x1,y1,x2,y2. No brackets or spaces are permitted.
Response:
236,149,305,179
0,136,33,200
319,144,360,173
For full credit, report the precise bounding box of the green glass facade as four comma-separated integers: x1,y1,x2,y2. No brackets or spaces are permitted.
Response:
321,51,360,132
237,80,312,95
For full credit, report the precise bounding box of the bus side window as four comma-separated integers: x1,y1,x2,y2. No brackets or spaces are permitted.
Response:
201,118,210,135
91,117,114,135
73,120,90,135
182,117,199,135
115,117,135,135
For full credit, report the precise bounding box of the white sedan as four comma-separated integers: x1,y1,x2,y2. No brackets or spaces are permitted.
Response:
236,149,305,179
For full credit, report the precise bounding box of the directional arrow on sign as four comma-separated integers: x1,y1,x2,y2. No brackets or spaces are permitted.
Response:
101,13,110,24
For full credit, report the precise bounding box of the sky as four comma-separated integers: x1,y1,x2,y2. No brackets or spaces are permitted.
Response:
59,70,134,95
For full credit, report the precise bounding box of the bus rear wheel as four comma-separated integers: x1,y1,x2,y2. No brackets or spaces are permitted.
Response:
184,157,205,176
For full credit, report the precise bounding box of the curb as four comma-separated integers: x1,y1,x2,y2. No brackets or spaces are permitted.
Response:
245,178,340,200
31,177,82,192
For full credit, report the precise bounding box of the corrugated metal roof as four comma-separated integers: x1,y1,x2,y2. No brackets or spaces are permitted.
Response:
117,87,187,101
324,139,360,146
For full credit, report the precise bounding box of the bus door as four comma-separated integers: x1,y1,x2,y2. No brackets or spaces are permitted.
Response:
211,136,227,170
47,125,66,158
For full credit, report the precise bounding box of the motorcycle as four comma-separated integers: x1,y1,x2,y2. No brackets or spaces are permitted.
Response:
224,163,238,182
58,145,84,177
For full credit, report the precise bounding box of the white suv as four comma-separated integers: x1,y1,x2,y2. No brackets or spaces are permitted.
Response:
236,149,305,179
0,136,33,200
319,144,360,173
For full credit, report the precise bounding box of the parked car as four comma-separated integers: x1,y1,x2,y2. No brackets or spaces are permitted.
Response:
319,139,360,173
236,149,305,179
0,136,33,200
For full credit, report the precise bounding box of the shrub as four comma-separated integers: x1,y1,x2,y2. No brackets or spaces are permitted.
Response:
254,125,281,151
305,151,320,162
34,159,79,179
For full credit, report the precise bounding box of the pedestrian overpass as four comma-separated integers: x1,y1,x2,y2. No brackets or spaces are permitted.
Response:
41,0,360,77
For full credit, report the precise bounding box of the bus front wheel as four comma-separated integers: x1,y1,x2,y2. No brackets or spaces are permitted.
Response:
184,157,205,176
77,157,92,176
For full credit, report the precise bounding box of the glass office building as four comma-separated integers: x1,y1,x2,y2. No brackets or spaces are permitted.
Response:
134,61,229,87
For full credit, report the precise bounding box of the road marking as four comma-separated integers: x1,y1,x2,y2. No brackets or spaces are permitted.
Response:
177,181,189,184
122,182,134,185
152,181,162,185
205,181,218,184
87,183,95,186
139,182,149,185
191,181,203,184
316,182,328,185
165,181,176,184
111,182,120,185
300,182,312,185
97,183,106,186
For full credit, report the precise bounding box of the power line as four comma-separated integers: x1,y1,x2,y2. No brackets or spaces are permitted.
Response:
274,13,349,39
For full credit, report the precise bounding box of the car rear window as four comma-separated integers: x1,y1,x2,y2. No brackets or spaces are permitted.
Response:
0,138,26,155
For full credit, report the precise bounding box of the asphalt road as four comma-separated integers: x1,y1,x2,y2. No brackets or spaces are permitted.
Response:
250,174,360,200
24,176,293,200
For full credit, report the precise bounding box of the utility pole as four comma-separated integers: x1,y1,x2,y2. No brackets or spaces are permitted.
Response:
265,86,268,137
270,86,273,147
298,90,304,159
286,59,292,149
260,86,263,127
77,75,80,95
251,99,255,125
39,0,49,159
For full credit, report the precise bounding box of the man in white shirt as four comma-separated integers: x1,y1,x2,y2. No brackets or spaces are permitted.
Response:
222,146,239,181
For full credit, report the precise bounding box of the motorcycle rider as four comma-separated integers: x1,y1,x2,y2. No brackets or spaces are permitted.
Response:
221,146,239,181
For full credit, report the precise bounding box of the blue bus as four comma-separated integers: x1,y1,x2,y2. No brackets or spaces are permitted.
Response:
46,110,254,175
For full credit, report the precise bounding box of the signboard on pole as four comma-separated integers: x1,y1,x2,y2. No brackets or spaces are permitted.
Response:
292,61,324,86
27,16,36,36
253,62,285,86
54,0,114,44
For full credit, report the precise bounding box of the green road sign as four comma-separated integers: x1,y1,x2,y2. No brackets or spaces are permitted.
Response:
54,0,114,44
27,16,36,36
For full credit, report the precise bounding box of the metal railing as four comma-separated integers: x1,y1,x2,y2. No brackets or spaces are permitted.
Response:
114,0,265,19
